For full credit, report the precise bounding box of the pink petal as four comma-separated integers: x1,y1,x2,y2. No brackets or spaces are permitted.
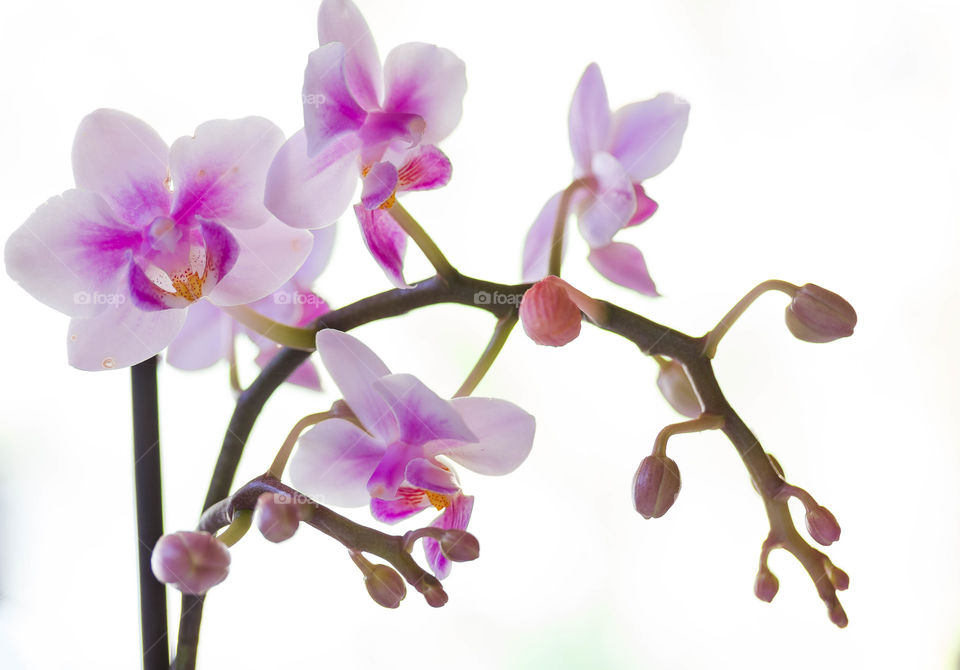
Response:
521,191,565,282
424,494,474,580
626,184,658,227
317,0,382,110
382,42,466,145
255,345,322,390
354,205,408,288
577,152,637,248
205,217,313,307
568,63,611,177
396,145,452,192
608,93,690,182
293,226,338,286
169,117,285,230
166,299,233,370
357,112,425,154
67,298,187,370
439,397,536,475
71,109,171,229
5,189,139,317
587,242,658,296
265,130,361,230
373,373,478,446
303,44,368,156
314,329,400,444
366,441,421,500
370,487,432,524
360,161,398,210
289,418,387,507
404,458,460,495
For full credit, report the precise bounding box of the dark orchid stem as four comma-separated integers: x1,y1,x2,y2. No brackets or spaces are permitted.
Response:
130,356,169,670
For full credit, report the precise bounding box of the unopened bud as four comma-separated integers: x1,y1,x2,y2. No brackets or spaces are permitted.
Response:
439,530,480,562
151,531,231,595
656,359,701,418
754,568,780,603
254,492,301,543
829,602,849,628
825,563,850,591
519,276,582,346
632,454,681,519
785,284,857,343
422,582,449,608
805,505,841,546
364,564,407,608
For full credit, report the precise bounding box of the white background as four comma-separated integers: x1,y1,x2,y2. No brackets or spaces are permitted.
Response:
1,0,958,668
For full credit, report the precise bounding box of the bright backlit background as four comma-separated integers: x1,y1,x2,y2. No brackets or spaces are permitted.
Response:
1,0,958,667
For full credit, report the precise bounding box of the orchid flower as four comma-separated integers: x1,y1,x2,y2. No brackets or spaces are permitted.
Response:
523,63,690,295
5,109,313,370
265,0,465,287
289,329,535,578
167,228,335,390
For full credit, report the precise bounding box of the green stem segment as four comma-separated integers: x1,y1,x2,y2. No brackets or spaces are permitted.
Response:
220,305,318,350
454,312,518,397
266,411,332,479
652,414,725,457
547,179,590,277
702,279,799,358
389,201,457,279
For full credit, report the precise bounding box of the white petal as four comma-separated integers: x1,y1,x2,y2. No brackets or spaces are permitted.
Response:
439,397,536,475
67,299,186,370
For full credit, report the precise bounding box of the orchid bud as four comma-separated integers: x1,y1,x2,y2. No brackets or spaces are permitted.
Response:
151,531,231,595
422,582,449,608
825,563,850,591
754,567,780,603
785,284,857,343
519,276,582,346
656,358,701,418
829,603,849,628
438,530,480,562
364,564,407,609
254,492,301,543
632,454,681,519
805,505,841,546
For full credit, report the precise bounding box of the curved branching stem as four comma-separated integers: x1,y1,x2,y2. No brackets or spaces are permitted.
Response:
454,311,518,397
172,272,849,668
702,279,799,358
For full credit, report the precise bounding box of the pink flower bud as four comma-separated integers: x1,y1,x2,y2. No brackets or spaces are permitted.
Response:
632,454,681,519
785,284,857,343
519,276,582,346
439,530,480,562
364,564,407,609
422,582,449,608
805,505,841,546
826,563,850,591
754,568,780,603
829,602,849,628
151,531,231,595
656,359,701,418
254,492,301,543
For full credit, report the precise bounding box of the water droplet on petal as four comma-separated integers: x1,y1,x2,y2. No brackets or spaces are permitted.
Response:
101,357,116,369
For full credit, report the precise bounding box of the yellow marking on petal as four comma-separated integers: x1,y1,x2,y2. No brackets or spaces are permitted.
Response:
169,269,207,302
425,491,449,511
379,192,397,210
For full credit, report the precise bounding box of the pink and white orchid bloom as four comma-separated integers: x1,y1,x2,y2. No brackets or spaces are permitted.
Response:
265,0,464,287
289,329,535,578
5,109,313,370
523,63,690,295
166,228,335,390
